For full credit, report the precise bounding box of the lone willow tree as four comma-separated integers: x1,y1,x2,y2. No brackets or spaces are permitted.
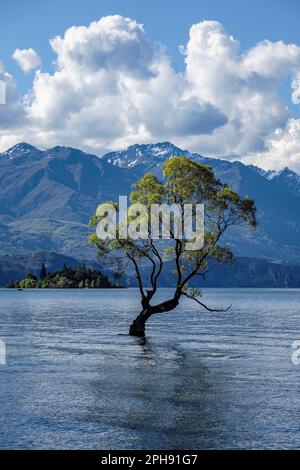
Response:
89,157,256,336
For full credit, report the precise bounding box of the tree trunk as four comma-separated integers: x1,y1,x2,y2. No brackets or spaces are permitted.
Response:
129,296,180,336
129,309,152,337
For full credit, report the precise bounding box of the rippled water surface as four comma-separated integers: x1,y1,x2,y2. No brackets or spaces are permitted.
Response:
0,288,300,449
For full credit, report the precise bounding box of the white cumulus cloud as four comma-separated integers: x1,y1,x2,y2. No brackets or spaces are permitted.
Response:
182,21,300,158
1,16,300,171
244,119,300,171
12,48,41,73
292,76,300,104
0,61,25,127
22,15,226,152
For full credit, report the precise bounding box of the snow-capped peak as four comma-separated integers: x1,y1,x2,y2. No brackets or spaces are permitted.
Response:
249,164,300,197
102,141,196,170
1,143,43,160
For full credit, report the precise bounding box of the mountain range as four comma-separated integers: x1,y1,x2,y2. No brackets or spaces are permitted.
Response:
1,141,300,266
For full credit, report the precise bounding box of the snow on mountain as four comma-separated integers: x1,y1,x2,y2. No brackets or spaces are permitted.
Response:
104,143,300,198
1,142,43,159
1,141,300,263
250,165,300,197
103,141,199,170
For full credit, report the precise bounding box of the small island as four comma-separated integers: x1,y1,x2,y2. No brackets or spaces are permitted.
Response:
7,264,120,289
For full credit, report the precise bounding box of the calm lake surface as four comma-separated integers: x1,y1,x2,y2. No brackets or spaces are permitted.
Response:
0,288,300,450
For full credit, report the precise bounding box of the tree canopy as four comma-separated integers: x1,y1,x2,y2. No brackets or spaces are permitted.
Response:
89,156,257,336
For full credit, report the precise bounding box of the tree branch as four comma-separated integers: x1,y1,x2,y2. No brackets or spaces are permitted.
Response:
150,239,163,291
179,225,225,291
127,252,146,301
182,292,231,312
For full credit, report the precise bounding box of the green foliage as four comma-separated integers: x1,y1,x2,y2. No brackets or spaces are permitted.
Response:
130,173,165,207
163,157,219,204
55,276,70,288
20,278,37,288
89,156,257,310
7,266,117,289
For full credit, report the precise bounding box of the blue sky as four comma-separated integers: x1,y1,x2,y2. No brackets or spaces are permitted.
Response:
1,0,299,94
1,0,300,170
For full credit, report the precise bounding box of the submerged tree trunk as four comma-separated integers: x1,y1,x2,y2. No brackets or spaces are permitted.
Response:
129,309,153,337
129,297,180,336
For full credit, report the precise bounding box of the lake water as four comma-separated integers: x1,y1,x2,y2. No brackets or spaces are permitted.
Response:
0,288,300,450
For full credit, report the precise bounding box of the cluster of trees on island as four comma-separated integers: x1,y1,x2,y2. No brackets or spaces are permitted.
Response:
7,264,118,289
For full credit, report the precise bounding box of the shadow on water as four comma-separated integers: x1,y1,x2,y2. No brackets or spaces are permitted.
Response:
86,335,231,450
